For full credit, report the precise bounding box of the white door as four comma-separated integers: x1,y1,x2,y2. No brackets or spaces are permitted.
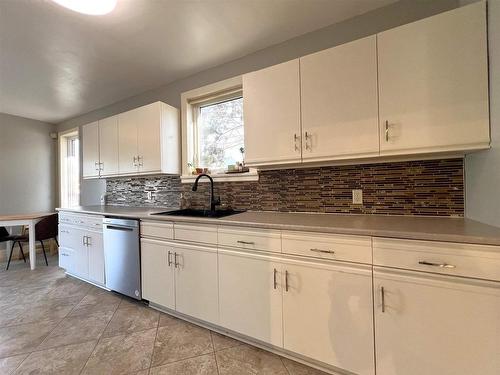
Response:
98,115,119,177
82,121,100,178
87,230,104,285
377,2,489,155
300,36,379,161
243,60,302,166
118,109,138,174
218,249,283,347
173,243,218,324
141,239,175,310
374,268,500,375
136,103,161,173
58,247,75,273
283,260,375,375
73,228,89,279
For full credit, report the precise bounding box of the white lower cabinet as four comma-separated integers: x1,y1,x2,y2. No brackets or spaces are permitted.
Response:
218,249,283,346
374,268,500,375
174,243,219,324
87,231,104,285
141,239,219,325
282,259,375,375
141,239,175,310
58,215,105,286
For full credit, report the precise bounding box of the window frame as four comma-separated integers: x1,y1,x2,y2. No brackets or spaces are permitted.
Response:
58,128,80,208
180,76,258,183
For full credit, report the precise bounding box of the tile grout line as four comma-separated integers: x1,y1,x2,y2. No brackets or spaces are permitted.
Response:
209,331,221,375
7,275,91,373
146,310,161,372
77,290,122,375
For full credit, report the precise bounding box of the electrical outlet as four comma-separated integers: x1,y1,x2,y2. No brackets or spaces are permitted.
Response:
147,191,153,200
352,189,363,205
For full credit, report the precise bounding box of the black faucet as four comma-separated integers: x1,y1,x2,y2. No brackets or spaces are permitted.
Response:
191,174,221,212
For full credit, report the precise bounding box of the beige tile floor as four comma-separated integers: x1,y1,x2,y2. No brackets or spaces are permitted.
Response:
0,256,329,375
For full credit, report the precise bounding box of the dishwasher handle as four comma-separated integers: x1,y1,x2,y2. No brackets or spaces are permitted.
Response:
105,225,134,231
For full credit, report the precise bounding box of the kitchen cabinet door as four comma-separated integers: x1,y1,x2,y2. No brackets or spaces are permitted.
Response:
218,249,283,346
118,109,139,175
82,121,100,178
243,60,302,166
300,36,379,161
374,268,500,375
136,102,161,173
174,243,218,324
98,115,119,177
72,228,89,279
87,230,104,285
377,2,489,156
58,247,75,273
283,260,375,375
141,239,175,310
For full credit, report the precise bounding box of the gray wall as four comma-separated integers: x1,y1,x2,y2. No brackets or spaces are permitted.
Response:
56,0,463,206
0,112,57,248
465,0,500,227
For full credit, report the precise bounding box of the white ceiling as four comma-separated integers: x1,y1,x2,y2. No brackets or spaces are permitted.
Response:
0,0,394,123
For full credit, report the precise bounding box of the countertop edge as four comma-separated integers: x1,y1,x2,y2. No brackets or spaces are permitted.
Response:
56,207,500,247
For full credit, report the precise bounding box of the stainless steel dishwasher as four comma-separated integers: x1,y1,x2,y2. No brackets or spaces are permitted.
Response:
103,218,141,300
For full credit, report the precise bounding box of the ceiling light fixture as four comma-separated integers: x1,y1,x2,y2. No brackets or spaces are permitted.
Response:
51,0,117,15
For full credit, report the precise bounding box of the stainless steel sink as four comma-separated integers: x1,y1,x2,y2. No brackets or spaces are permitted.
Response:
151,208,244,218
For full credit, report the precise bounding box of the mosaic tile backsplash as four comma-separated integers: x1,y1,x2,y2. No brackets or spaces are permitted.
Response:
105,158,464,216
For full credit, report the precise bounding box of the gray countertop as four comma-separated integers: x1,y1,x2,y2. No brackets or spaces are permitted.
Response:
57,206,500,246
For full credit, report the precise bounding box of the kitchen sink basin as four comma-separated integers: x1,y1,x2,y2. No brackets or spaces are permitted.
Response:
151,208,245,218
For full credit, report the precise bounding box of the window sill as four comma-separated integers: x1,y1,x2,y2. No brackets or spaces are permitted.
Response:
181,170,259,183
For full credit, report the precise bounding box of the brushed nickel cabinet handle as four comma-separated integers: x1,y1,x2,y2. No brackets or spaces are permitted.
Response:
237,240,255,245
385,120,389,142
381,286,386,313
285,270,289,292
167,251,172,267
418,261,456,269
174,252,179,268
304,131,311,150
133,156,137,167
294,133,300,151
273,268,277,290
310,248,335,254
138,155,143,167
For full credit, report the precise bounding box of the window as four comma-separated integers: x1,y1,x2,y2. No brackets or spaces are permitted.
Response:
59,129,80,207
181,76,258,182
194,96,244,173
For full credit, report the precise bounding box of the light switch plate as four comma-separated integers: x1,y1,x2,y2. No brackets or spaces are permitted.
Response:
352,189,363,205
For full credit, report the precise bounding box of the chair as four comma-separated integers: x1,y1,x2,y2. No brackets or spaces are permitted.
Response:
1,227,28,268
4,214,59,270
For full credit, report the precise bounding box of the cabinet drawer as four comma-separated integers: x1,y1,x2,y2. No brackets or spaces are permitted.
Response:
58,212,103,230
58,247,74,271
373,238,500,282
141,221,174,240
174,223,217,245
282,231,372,264
218,226,281,253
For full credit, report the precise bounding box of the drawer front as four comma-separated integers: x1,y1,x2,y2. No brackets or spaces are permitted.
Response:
218,226,282,253
373,238,500,282
282,231,372,264
174,223,217,245
141,221,174,240
58,212,102,231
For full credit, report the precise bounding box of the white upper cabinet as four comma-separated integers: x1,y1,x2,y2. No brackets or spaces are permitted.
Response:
118,102,180,176
98,115,119,177
377,1,489,155
82,121,100,178
82,101,180,179
243,60,302,166
300,36,379,161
